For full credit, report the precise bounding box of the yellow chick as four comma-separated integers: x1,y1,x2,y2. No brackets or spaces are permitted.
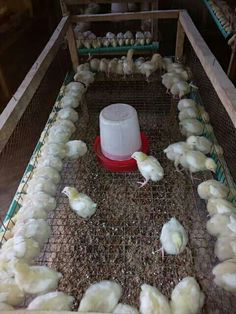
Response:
215,235,236,261
206,214,236,237
186,135,212,155
108,58,119,77
123,49,135,77
0,277,25,306
162,72,181,92
131,152,164,187
163,142,191,169
207,198,236,216
62,187,97,219
90,58,100,72
140,284,171,314
178,107,198,121
140,54,163,81
170,277,205,314
13,260,62,295
78,280,122,313
27,291,74,310
177,98,197,111
212,259,236,292
99,58,109,74
170,81,190,98
179,119,204,137
113,303,139,314
197,180,229,200
0,303,14,310
74,70,95,87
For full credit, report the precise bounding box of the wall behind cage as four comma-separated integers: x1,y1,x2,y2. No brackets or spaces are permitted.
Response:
0,48,70,219
183,38,236,182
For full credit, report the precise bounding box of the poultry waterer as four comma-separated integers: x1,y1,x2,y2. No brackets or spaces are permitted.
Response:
94,103,149,172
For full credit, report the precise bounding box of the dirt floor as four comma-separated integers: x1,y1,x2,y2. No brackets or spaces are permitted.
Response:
34,77,235,313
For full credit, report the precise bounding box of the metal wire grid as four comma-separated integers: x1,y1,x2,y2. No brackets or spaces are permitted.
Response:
0,49,69,224
184,38,236,183
34,78,235,313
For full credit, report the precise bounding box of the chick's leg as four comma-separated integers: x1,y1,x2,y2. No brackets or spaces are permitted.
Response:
137,179,149,188
157,246,165,260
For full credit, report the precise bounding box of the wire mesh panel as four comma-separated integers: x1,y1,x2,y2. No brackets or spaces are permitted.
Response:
34,76,235,313
0,49,69,221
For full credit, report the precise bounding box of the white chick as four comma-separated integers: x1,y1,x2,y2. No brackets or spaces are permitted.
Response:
78,280,122,312
186,135,212,154
123,49,135,77
215,235,236,261
0,236,40,263
167,62,184,72
77,63,90,72
161,72,181,92
177,98,197,111
124,31,133,39
92,38,101,49
57,107,79,123
163,142,191,167
27,177,57,196
0,259,15,280
162,57,173,70
139,54,163,81
171,81,190,98
140,284,171,314
102,38,110,47
27,291,74,310
118,38,124,47
65,140,87,159
134,57,145,73
110,38,117,48
37,155,63,172
108,58,119,77
144,31,152,39
113,303,139,314
0,277,25,306
48,124,72,144
206,214,236,237
13,219,51,247
64,82,86,98
41,142,67,159
212,259,236,292
23,191,56,212
131,152,164,187
116,60,124,76
207,198,236,216
74,70,95,87
83,39,92,49
53,119,76,134
60,95,79,109
160,217,188,256
106,32,115,39
136,31,144,39
178,150,217,174
0,303,14,310
90,58,100,72
62,187,97,219
178,107,198,121
169,68,189,81
33,166,60,185
16,205,48,221
197,180,229,200
99,58,109,74
13,260,62,295
179,119,204,137
170,277,205,314
117,32,124,39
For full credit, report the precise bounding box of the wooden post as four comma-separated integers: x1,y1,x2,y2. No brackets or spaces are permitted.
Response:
60,0,69,15
0,66,10,99
151,0,159,42
66,23,79,71
227,34,236,82
175,18,185,61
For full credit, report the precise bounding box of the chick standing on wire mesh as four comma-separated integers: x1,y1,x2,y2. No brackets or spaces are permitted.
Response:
212,259,236,293
179,119,204,137
139,54,163,81
197,180,229,200
163,142,192,170
160,217,188,258
62,187,97,219
206,214,236,237
123,49,135,77
78,280,122,313
207,198,236,216
64,140,87,160
161,72,181,93
131,152,164,187
177,98,197,111
0,277,25,306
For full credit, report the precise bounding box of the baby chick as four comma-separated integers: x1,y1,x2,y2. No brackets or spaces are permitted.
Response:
90,58,100,72
207,198,236,216
186,135,212,155
62,187,97,219
64,81,86,98
170,277,205,314
178,107,198,121
27,177,57,196
57,107,79,123
60,95,79,109
206,214,236,237
116,60,124,76
47,125,71,144
54,119,76,134
131,152,164,187
215,235,236,261
123,49,135,77
74,70,95,87
179,119,204,137
108,58,119,77
77,63,90,72
99,58,109,75
161,73,181,92
23,191,56,212
140,284,171,314
65,140,87,160
177,98,197,111
160,217,188,257
113,303,139,314
139,54,163,81
78,280,122,313
212,259,236,292
33,166,61,185
178,150,217,174
124,31,133,39
41,143,66,160
197,180,229,200
0,303,14,310
37,155,63,172
13,260,62,295
16,205,48,221
27,291,74,310
0,277,25,306
163,142,191,169
171,81,190,98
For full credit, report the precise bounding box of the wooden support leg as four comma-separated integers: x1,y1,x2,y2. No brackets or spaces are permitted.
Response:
227,35,236,82
0,65,10,99
66,24,79,72
175,19,185,62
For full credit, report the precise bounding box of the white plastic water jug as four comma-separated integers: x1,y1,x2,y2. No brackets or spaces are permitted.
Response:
99,103,141,161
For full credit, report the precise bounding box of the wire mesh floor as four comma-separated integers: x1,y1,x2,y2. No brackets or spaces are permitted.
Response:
37,78,235,313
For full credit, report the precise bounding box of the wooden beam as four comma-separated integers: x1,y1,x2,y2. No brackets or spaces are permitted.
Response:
65,0,154,4
227,35,236,81
66,23,79,71
175,19,185,61
0,16,70,153
0,66,10,99
72,10,180,23
179,10,236,127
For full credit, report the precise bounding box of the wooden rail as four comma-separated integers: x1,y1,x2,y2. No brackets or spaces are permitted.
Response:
0,16,70,153
179,10,236,127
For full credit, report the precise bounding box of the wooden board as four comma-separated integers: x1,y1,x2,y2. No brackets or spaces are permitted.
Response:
64,0,154,4
0,16,70,153
179,10,236,127
72,10,179,23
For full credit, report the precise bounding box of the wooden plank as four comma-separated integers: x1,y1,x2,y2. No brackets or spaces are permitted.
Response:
175,19,185,61
179,10,236,127
72,10,180,23
227,35,236,81
0,16,70,153
65,0,154,4
0,66,10,99
67,23,79,71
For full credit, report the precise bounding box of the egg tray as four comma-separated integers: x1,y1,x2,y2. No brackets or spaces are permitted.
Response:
34,77,235,312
